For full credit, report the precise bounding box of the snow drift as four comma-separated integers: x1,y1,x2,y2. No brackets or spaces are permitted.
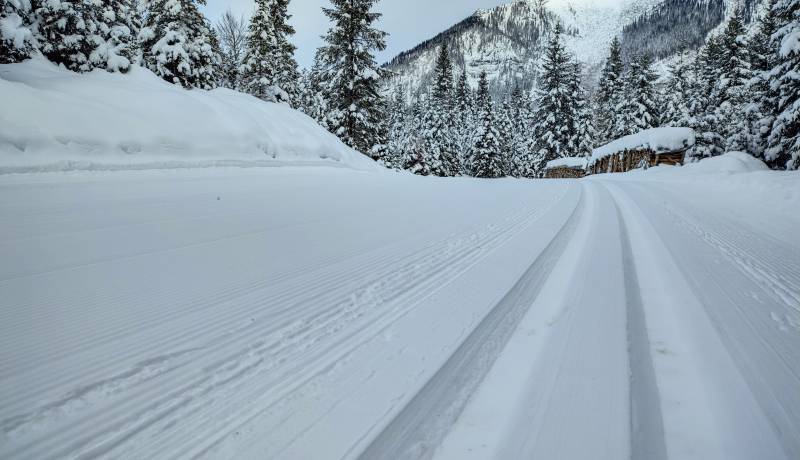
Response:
0,59,378,173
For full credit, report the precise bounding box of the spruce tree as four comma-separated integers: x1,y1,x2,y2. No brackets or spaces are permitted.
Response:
567,61,593,158
470,71,505,178
748,0,779,159
36,0,104,72
716,8,751,152
615,54,659,137
454,70,475,170
662,51,692,127
594,36,624,144
383,85,409,170
533,22,572,172
241,0,299,104
140,0,219,89
509,85,537,177
316,0,388,155
766,0,800,169
420,43,460,176
1,0,35,63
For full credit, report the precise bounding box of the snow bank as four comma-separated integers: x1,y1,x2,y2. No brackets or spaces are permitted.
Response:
0,59,378,173
591,127,695,163
545,156,587,170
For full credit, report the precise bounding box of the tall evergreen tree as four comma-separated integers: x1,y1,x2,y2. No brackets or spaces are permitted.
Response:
766,0,800,169
241,0,299,104
509,85,537,177
1,0,36,63
594,36,624,144
532,22,572,172
716,8,752,152
615,53,659,137
567,60,594,157
470,71,505,178
662,51,692,127
687,38,725,158
748,0,779,159
140,0,219,89
420,43,460,176
454,70,475,170
383,84,409,170
316,0,388,155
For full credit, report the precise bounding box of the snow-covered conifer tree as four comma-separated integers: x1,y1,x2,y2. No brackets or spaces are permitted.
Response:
615,53,659,137
1,0,36,63
532,22,572,172
766,0,800,169
716,8,751,152
241,0,299,104
420,43,460,176
509,84,537,177
316,0,388,155
594,36,624,144
748,0,779,160
470,71,505,178
662,51,692,127
140,0,218,89
35,0,103,72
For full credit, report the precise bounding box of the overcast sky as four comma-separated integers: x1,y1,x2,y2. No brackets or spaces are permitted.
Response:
202,1,624,68
202,1,514,68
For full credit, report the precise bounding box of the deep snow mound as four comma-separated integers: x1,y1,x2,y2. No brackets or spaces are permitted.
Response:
0,59,378,173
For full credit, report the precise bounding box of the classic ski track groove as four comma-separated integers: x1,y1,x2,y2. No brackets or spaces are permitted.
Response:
356,185,585,460
1,187,574,459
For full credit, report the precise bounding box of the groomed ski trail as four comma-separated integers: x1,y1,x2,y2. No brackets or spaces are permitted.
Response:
1,168,797,460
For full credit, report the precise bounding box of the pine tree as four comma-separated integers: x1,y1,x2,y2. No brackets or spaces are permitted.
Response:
470,71,505,178
454,70,475,170
748,0,779,160
766,0,800,169
36,0,104,72
420,43,460,176
567,61,593,158
241,0,299,104
716,8,751,152
402,100,431,175
1,0,36,63
316,0,388,155
533,22,572,173
662,51,692,127
140,0,219,89
687,39,725,158
509,85,537,177
383,84,409,170
615,53,659,137
594,36,624,144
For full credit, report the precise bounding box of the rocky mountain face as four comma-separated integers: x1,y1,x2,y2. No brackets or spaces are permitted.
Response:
383,0,764,100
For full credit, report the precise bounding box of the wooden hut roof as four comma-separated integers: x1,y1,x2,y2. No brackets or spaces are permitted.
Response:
590,128,696,165
545,157,588,170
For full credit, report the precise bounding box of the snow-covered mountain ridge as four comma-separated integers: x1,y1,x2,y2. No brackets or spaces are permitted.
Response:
384,0,764,99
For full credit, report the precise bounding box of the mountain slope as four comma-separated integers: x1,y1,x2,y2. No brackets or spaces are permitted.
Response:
384,0,764,99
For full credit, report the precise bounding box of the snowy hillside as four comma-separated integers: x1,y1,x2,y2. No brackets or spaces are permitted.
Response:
0,60,378,174
383,0,765,97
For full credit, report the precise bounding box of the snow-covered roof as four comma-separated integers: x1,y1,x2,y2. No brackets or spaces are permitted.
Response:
545,157,587,170
590,128,696,163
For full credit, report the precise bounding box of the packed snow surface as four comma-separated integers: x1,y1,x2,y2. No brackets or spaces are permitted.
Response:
1,157,798,459
591,127,696,163
546,156,587,169
0,59,377,173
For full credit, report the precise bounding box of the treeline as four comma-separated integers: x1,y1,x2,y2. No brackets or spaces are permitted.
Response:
2,0,798,172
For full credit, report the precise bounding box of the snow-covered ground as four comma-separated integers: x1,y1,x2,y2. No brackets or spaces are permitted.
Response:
1,156,798,459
